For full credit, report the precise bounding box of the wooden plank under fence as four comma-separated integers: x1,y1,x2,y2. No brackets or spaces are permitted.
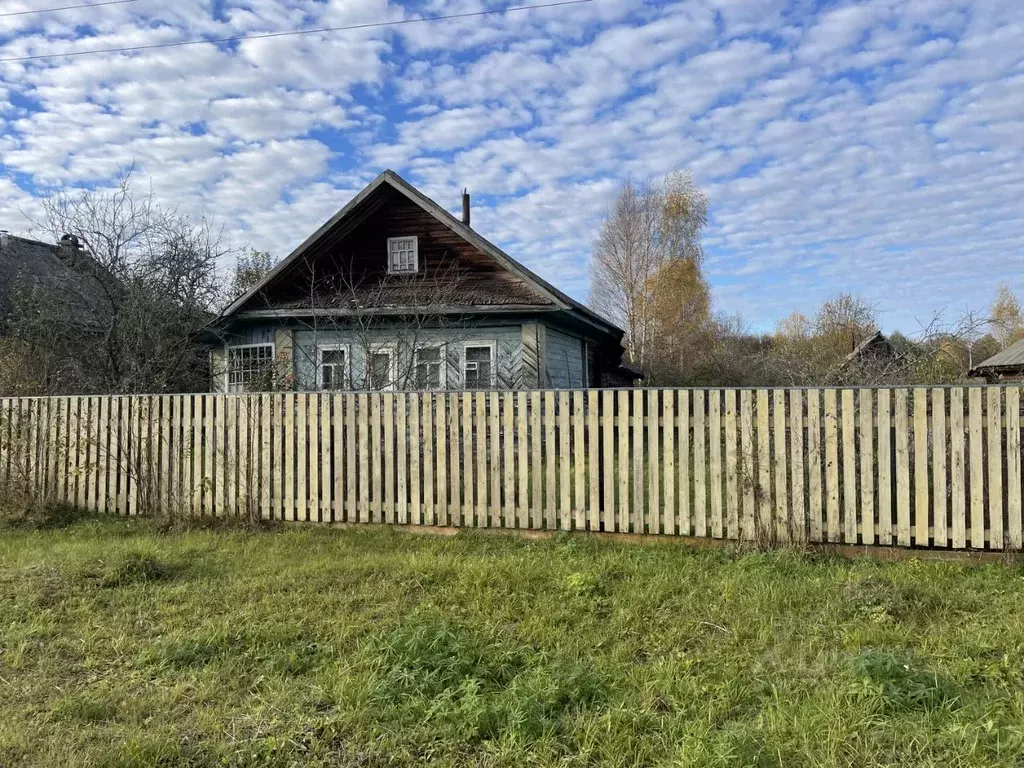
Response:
931,388,947,548
950,388,966,549
968,387,984,548
858,389,874,545
601,390,615,532
574,391,586,530
632,389,644,534
841,389,856,544
876,389,892,545
694,389,707,537
789,389,804,542
664,391,677,536
1007,387,1022,549
710,390,723,539
913,388,930,547
774,389,789,543
739,389,754,540
987,387,1003,548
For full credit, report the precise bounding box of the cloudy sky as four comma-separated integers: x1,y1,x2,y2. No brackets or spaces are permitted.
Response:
1,0,1022,332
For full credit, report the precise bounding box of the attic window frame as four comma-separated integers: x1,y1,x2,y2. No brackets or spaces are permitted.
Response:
387,236,419,275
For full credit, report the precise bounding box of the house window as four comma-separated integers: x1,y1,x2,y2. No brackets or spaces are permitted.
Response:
368,346,396,391
318,345,349,390
387,236,418,274
463,343,495,388
227,344,275,393
414,345,445,390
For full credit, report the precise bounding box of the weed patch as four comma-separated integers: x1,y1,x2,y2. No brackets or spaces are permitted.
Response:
847,650,959,712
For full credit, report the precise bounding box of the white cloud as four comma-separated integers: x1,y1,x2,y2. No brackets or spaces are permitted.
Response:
1,0,1023,334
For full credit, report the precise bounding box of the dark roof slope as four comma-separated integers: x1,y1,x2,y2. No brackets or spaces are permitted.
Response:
0,234,109,327
972,337,1024,372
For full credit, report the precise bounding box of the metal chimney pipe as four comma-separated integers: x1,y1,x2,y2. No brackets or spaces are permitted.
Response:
461,189,470,227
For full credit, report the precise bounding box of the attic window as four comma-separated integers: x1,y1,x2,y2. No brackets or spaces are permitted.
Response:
387,236,418,274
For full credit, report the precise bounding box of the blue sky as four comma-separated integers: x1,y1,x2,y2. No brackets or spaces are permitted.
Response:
1,0,1022,333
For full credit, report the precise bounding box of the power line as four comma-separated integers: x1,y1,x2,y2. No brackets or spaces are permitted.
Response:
0,0,138,18
0,0,594,63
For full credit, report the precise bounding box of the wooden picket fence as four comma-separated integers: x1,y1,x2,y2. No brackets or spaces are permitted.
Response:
1,386,1022,550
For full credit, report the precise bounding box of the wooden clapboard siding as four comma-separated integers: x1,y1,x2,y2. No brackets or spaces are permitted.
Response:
1,386,1020,553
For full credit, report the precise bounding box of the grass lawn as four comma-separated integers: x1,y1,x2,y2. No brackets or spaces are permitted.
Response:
2,518,1024,767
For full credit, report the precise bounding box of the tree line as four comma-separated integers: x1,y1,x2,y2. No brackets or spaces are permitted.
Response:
590,174,1024,387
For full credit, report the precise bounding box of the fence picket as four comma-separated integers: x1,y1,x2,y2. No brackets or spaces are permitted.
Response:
913,388,930,546
503,392,515,528
383,393,395,524
602,390,615,532
436,393,448,526
1007,387,1022,549
805,390,822,542
877,389,892,545
517,391,528,529
858,389,874,545
494,392,505,528
632,389,644,534
587,390,599,531
987,387,1003,548
679,390,691,536
396,393,408,525
694,390,707,537
950,388,966,549
450,393,462,526
739,390,754,540
841,390,856,544
617,390,629,534
894,389,911,547
573,391,586,530
476,392,488,527
757,390,772,542
931,389,947,548
968,388,984,548
422,394,433,526
664,391,677,536
823,390,840,542
710,391,723,539
411,393,423,526
789,390,804,542
774,390,789,543
530,392,542,529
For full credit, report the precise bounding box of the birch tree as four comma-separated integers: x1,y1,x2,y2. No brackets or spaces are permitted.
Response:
589,172,708,371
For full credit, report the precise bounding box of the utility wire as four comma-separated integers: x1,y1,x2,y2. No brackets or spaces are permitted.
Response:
0,0,138,18
0,0,593,63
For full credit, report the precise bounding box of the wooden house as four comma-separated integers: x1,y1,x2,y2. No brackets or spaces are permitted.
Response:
970,338,1024,382
207,170,637,392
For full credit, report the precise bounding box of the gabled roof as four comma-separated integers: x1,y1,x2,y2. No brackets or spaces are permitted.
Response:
221,170,623,338
972,337,1024,371
0,233,110,327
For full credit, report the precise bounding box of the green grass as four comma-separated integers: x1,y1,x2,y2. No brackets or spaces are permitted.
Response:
3,518,1024,767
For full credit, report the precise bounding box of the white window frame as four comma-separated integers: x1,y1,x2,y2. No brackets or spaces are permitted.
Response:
462,341,497,389
317,343,351,390
413,343,447,390
226,342,275,393
367,343,398,391
386,236,419,274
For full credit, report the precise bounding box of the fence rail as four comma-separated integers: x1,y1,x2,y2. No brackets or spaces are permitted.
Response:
1,386,1022,550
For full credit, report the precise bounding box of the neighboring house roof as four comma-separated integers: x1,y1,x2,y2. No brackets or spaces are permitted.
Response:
970,337,1024,376
841,330,895,368
220,170,623,339
0,233,109,328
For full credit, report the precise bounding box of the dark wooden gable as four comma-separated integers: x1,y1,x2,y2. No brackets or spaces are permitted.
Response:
239,185,554,314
